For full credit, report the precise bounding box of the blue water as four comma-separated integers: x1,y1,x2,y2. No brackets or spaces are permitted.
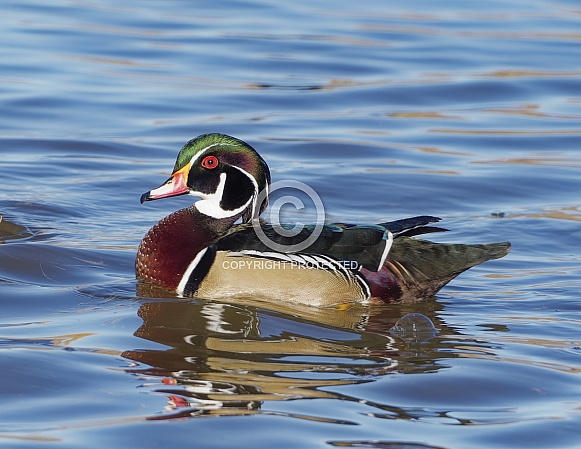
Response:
1,1,581,447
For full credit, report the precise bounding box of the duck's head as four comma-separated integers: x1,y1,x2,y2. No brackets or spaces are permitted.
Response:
141,134,271,222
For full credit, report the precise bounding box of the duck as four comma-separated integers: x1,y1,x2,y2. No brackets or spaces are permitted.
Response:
136,133,510,306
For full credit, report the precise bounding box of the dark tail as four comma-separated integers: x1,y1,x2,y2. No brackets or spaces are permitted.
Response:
363,237,511,302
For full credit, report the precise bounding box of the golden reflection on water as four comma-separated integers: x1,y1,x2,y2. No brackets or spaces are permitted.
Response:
120,299,448,420
477,70,581,78
389,111,462,120
474,158,581,169
502,205,581,222
431,128,581,136
483,104,581,119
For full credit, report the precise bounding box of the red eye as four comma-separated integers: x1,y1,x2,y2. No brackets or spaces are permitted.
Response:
201,155,219,169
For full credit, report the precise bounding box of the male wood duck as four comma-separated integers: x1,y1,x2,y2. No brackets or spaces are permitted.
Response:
136,133,510,306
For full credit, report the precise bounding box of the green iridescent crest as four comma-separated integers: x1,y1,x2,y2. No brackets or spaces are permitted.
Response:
172,133,255,173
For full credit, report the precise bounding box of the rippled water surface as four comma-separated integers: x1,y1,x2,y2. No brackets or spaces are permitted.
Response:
2,1,581,448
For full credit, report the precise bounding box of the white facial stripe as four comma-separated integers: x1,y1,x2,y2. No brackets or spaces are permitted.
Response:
256,177,269,216
177,247,209,296
187,142,238,169
194,172,254,219
193,165,260,220
195,196,254,219
232,165,260,217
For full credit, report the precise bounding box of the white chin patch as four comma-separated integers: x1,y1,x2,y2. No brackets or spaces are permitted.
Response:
194,172,254,219
195,199,251,219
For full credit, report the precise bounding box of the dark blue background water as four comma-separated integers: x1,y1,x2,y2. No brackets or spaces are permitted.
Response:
1,1,581,447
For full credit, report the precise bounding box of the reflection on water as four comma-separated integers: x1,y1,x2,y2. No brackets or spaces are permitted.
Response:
122,298,457,421
329,442,447,449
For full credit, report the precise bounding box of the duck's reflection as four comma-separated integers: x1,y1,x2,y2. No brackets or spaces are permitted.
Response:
122,294,450,420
